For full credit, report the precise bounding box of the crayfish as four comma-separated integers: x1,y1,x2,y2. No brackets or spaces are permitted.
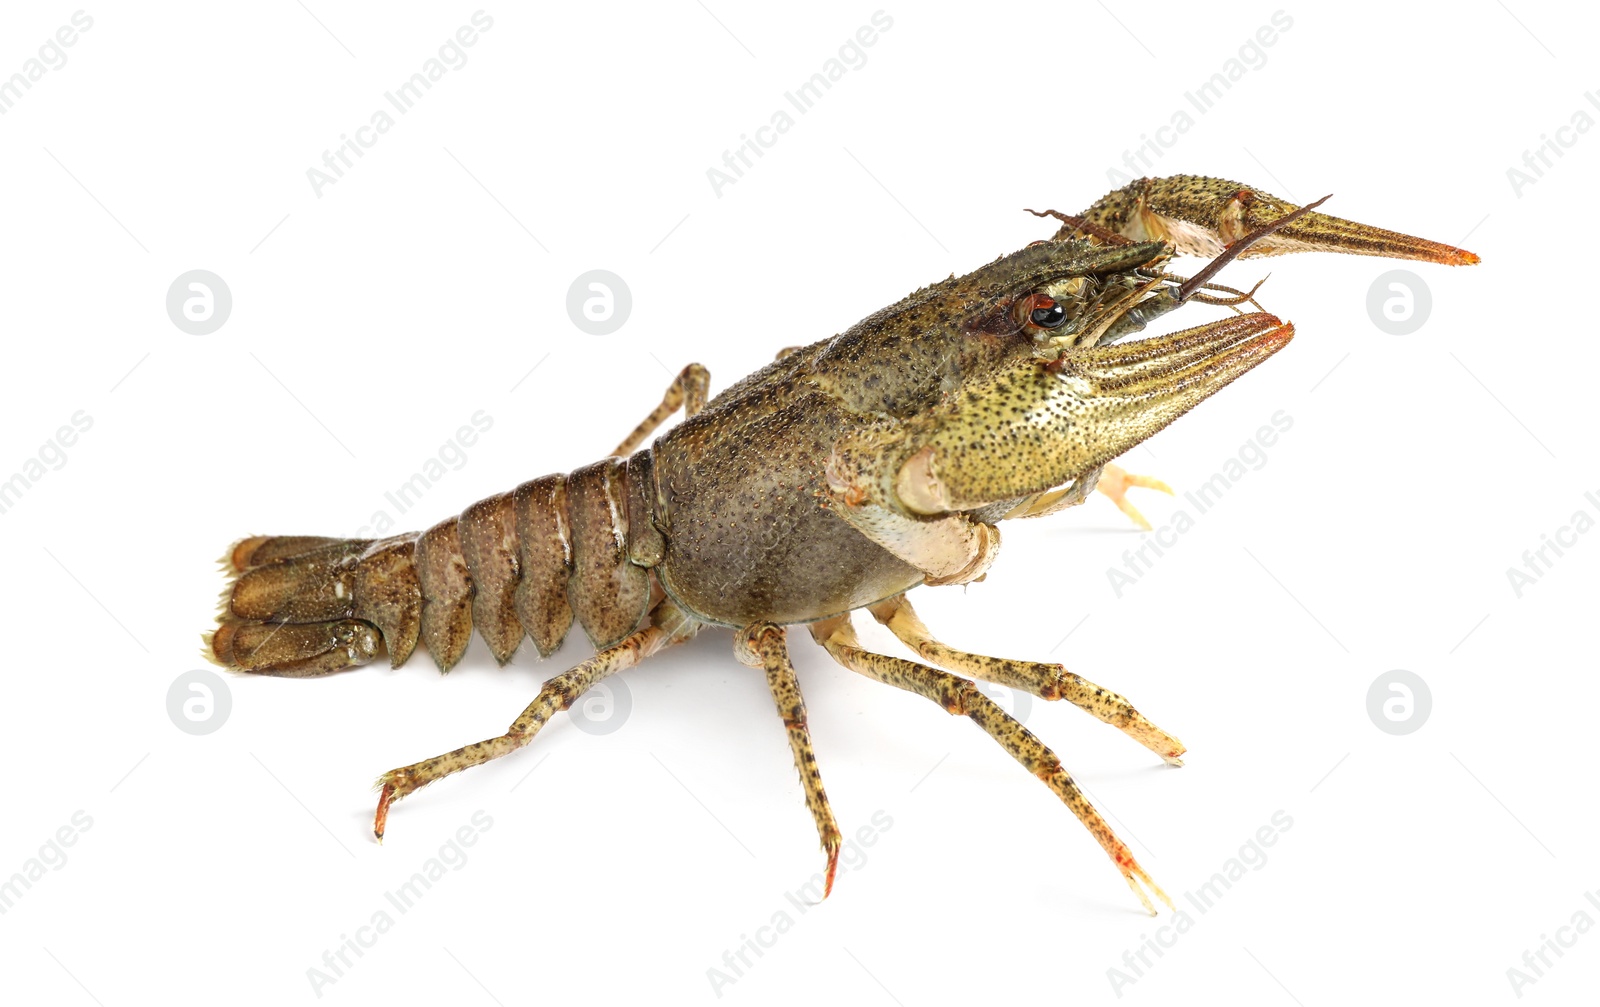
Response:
207,175,1476,913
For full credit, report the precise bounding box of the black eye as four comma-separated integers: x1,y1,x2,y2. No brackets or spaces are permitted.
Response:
1030,302,1067,328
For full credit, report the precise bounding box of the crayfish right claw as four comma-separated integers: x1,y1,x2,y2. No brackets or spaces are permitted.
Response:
1068,174,1480,266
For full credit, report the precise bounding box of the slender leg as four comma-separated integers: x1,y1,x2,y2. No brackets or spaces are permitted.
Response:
610,363,711,456
810,614,1172,915
373,600,699,840
736,624,843,896
866,595,1184,765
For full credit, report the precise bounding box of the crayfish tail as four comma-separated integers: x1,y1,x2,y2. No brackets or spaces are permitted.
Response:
207,451,664,676
208,617,385,677
210,534,410,676
224,535,347,572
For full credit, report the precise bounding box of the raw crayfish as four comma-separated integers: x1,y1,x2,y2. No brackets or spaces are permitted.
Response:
208,175,1477,912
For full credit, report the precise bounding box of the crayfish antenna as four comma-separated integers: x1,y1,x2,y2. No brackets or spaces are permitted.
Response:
1176,196,1331,302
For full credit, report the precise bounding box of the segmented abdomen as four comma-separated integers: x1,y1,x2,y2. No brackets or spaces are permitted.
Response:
213,451,664,674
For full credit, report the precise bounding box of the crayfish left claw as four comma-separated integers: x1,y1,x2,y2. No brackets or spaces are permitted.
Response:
1066,174,1480,266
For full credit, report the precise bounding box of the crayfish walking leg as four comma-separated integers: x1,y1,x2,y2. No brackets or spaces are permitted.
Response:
810,614,1173,915
737,624,844,898
867,595,1185,765
611,363,710,456
372,599,700,841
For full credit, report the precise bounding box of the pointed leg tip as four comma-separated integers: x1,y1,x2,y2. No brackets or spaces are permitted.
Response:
373,779,397,843
1128,717,1187,766
823,838,841,899
1129,475,1174,496
1123,864,1174,915
1162,740,1187,767
1124,874,1158,916
1113,497,1154,531
1148,879,1174,911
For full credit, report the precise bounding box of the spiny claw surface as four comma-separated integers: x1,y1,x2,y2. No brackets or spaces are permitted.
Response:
1070,174,1480,266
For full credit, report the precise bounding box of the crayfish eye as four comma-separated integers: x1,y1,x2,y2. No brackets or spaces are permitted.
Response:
1030,300,1067,328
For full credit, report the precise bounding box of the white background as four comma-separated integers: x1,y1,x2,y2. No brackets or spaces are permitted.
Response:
1,2,1594,1004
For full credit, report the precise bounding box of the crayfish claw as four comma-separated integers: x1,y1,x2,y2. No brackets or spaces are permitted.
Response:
1066,174,1480,266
